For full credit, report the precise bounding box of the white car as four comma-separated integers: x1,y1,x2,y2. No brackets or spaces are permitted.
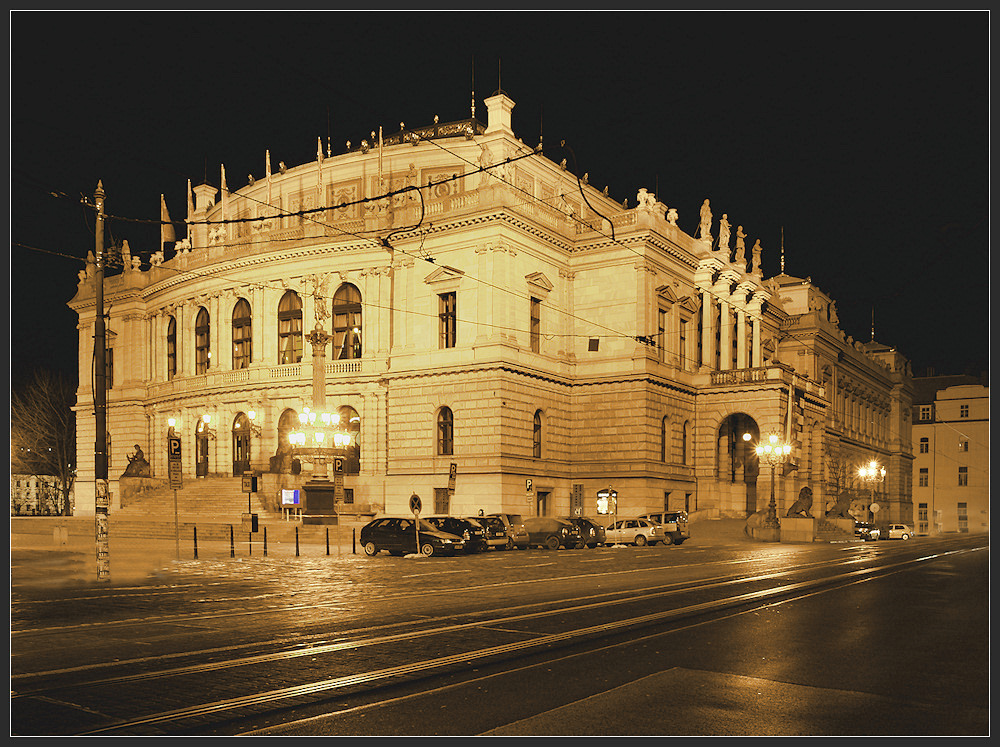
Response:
605,518,660,546
885,523,912,540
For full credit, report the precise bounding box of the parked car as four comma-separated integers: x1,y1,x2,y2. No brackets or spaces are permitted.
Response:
487,513,530,549
469,515,513,550
605,518,661,546
423,516,489,553
854,522,881,541
563,516,606,548
522,517,582,550
638,511,690,545
885,523,912,540
360,516,465,557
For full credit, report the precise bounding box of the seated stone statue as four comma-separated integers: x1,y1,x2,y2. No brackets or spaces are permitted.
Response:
786,488,814,518
122,444,151,477
825,491,853,519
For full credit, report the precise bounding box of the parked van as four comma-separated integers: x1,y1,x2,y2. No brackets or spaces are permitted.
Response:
638,511,690,545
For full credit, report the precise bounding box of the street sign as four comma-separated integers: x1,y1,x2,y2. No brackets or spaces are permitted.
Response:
242,473,258,493
448,462,457,494
168,436,183,489
409,493,422,516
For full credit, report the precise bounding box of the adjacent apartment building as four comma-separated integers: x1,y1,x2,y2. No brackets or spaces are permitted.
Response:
911,375,989,534
68,91,915,528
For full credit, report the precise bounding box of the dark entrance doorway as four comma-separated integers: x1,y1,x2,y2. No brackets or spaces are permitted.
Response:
233,412,251,475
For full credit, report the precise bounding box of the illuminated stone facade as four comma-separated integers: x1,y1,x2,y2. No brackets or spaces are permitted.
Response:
69,92,915,528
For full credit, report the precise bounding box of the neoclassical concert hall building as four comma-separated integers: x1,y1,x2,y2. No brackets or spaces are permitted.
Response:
69,92,915,527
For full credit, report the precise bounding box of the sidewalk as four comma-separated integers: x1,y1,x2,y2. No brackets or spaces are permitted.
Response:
10,516,753,587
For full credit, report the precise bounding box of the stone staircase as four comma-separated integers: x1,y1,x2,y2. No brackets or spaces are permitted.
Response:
109,477,370,543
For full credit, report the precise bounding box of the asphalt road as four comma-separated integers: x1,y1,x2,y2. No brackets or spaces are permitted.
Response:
10,518,989,736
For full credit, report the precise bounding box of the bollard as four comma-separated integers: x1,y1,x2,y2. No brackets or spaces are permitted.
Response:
263,526,268,557
230,525,235,558
295,526,300,557
326,527,330,556
353,527,356,554
193,526,199,560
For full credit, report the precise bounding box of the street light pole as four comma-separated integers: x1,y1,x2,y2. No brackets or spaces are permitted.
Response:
755,432,792,533
858,459,886,524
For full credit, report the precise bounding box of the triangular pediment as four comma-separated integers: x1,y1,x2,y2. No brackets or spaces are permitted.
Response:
424,265,465,285
525,272,553,295
655,284,679,303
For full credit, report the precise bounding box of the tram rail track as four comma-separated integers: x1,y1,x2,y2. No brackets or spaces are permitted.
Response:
11,541,984,736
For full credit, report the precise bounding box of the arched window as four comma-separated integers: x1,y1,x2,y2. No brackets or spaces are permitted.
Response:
332,283,362,360
195,307,210,374
533,410,543,458
232,298,252,370
277,291,303,364
437,407,454,456
166,316,177,380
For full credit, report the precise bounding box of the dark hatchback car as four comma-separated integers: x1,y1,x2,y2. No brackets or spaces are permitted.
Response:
468,515,511,550
423,516,489,553
360,516,466,557
522,517,583,550
564,516,606,548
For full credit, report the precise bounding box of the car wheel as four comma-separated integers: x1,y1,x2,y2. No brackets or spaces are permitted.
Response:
505,536,514,550
901,533,910,540
420,543,436,557
634,535,647,546
544,535,560,551
363,541,379,556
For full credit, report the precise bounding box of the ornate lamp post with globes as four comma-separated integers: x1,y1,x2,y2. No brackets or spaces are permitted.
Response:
755,432,792,537
858,459,886,524
288,297,354,524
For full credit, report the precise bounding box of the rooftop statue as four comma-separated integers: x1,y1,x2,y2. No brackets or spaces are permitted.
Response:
697,199,712,241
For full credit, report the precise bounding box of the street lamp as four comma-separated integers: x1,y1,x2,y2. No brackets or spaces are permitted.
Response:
755,432,792,529
288,407,353,481
858,459,886,523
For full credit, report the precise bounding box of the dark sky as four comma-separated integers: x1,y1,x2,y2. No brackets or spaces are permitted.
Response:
10,12,990,390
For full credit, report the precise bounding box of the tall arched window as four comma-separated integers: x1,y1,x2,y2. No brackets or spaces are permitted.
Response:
437,407,454,456
166,316,177,380
682,421,690,465
277,290,303,364
533,410,543,458
195,307,210,375
332,283,362,360
232,298,252,370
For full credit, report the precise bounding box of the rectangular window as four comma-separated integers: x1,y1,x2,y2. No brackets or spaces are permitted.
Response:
958,466,968,486
658,308,667,363
958,502,968,532
919,437,929,453
918,502,928,534
439,292,456,348
960,404,969,418
530,297,541,353
679,316,688,370
918,468,928,487
958,439,969,452
918,404,932,421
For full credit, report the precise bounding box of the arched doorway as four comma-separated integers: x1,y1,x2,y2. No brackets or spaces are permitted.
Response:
717,413,760,516
196,416,211,477
232,412,251,475
337,405,361,474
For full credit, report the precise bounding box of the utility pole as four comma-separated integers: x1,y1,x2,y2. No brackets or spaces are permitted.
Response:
94,182,110,581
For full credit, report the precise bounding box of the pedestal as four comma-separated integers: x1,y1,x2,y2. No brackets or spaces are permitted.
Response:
302,480,340,525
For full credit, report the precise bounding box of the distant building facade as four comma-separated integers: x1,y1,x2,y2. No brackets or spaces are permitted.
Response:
69,92,915,528
911,376,989,534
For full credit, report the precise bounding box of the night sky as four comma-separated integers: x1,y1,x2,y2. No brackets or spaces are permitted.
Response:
10,12,990,391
